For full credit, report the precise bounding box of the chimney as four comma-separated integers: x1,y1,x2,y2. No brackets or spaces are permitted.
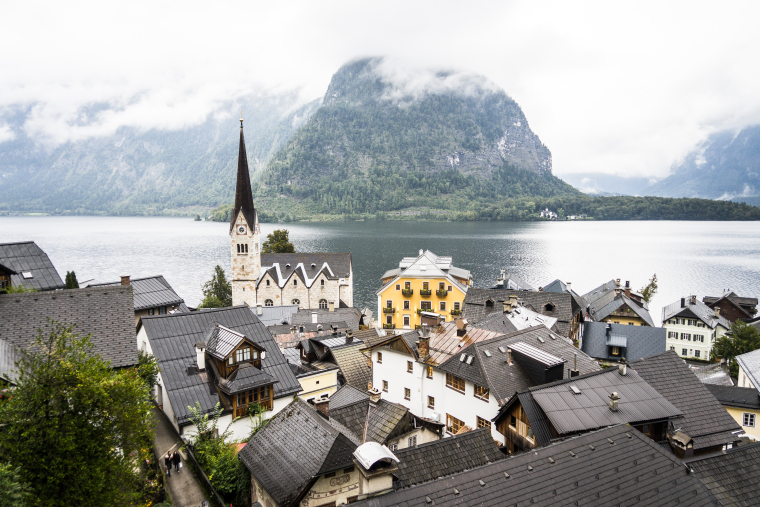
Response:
345,329,354,345
331,325,338,337
507,347,513,366
256,304,263,316
509,294,519,305
368,387,381,405
605,322,612,336
455,318,468,337
328,301,335,312
616,278,621,287
312,311,318,324
195,342,206,371
570,353,579,377
714,307,721,318
681,297,685,308
502,300,512,313
566,282,572,293
625,280,630,289
497,270,505,284
624,287,631,298
290,325,297,335
419,249,424,256
609,392,620,412
120,275,130,286
615,288,622,298
418,334,429,358
314,399,330,418
618,357,627,376
690,295,697,305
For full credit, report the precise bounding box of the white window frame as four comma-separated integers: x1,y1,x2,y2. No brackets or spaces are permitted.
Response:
743,413,756,427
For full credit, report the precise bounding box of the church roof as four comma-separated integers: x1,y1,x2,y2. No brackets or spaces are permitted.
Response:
257,252,352,289
230,117,257,232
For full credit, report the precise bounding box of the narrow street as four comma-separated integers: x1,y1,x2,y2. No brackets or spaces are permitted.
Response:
151,407,210,507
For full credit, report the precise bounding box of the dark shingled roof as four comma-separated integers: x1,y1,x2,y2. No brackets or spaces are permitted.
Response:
581,321,666,361
239,398,360,507
291,307,362,330
688,441,760,506
0,241,64,291
88,275,184,311
140,306,300,424
462,288,581,337
329,388,418,445
230,121,257,232
328,384,369,410
437,326,599,406
662,297,731,330
630,350,742,450
392,428,504,490
704,384,760,410
0,287,137,368
318,340,372,391
0,339,22,384
351,425,717,507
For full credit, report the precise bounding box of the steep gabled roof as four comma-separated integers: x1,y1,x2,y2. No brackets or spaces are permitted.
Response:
662,297,731,329
140,306,300,424
437,326,599,405
327,341,372,391
239,398,359,507
0,241,64,291
350,425,717,507
630,350,742,450
88,275,184,311
688,441,760,506
392,428,504,490
736,348,760,394
230,120,257,232
0,287,137,368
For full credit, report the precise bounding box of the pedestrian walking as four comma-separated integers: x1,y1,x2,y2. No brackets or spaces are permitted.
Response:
163,452,172,478
172,450,181,473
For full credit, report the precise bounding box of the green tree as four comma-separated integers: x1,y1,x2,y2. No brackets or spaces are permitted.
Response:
639,273,658,303
64,271,79,289
712,321,760,376
0,463,31,507
261,229,296,253
199,265,232,308
136,350,161,391
0,322,154,506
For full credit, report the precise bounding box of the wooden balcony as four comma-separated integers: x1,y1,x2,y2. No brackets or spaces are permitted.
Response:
436,290,448,297
383,307,395,314
419,289,432,296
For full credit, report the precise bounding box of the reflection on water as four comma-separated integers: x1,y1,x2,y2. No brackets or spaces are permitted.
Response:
2,217,759,320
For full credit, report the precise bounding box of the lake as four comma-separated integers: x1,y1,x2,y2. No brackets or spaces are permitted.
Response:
1,216,759,322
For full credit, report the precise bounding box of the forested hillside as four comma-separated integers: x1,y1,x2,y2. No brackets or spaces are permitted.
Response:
0,93,319,215
255,58,575,216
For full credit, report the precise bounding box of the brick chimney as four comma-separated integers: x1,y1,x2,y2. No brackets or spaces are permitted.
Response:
624,281,631,298
120,275,130,286
314,399,330,418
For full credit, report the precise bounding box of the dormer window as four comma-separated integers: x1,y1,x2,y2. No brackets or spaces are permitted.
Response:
544,303,556,312
236,347,251,362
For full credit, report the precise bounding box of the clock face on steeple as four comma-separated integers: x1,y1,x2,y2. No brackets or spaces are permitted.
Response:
237,225,247,235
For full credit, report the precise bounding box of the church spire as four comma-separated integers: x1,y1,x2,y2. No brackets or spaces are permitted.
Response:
230,111,257,232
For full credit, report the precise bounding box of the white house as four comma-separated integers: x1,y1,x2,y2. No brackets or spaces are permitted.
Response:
662,295,731,361
363,324,599,445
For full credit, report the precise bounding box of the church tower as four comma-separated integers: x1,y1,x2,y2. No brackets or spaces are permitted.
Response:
230,113,260,306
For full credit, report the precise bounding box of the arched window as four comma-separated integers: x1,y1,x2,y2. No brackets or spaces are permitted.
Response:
292,299,300,305
319,299,328,309
264,299,274,307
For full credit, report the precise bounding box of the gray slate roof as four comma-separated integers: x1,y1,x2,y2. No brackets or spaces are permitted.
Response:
588,292,655,326
328,387,416,444
630,351,742,450
0,241,64,291
662,297,731,329
0,287,137,368
313,337,372,391
704,384,760,410
693,363,734,386
392,428,504,490
239,398,359,507
88,275,184,311
328,384,369,410
689,441,760,506
351,425,717,507
735,348,760,395
462,288,581,337
527,368,683,435
0,339,22,384
581,321,666,361
251,304,299,326
437,326,599,406
140,306,300,425
291,307,362,330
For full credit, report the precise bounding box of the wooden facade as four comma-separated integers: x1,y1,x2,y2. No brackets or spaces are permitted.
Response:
495,402,538,454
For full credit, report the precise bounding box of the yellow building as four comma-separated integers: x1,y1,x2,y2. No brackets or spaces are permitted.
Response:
377,250,472,330
705,384,760,441
295,368,339,403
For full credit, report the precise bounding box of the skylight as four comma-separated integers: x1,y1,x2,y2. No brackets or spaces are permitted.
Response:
570,385,582,395
484,350,492,357
22,271,33,279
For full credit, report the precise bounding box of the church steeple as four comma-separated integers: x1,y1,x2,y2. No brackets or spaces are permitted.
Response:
230,111,257,232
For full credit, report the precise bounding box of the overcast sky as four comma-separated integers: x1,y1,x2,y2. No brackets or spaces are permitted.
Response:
2,0,759,179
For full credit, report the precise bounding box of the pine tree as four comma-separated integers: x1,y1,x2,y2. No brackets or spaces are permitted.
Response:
199,265,232,308
64,271,79,289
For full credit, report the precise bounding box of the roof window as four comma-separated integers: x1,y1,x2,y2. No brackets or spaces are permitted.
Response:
570,385,582,395
22,271,33,279
483,350,492,357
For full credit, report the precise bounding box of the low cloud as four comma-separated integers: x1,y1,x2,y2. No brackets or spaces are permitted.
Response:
0,124,14,143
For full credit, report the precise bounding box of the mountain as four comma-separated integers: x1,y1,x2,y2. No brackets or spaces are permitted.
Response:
644,125,760,204
0,93,320,215
255,58,576,216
